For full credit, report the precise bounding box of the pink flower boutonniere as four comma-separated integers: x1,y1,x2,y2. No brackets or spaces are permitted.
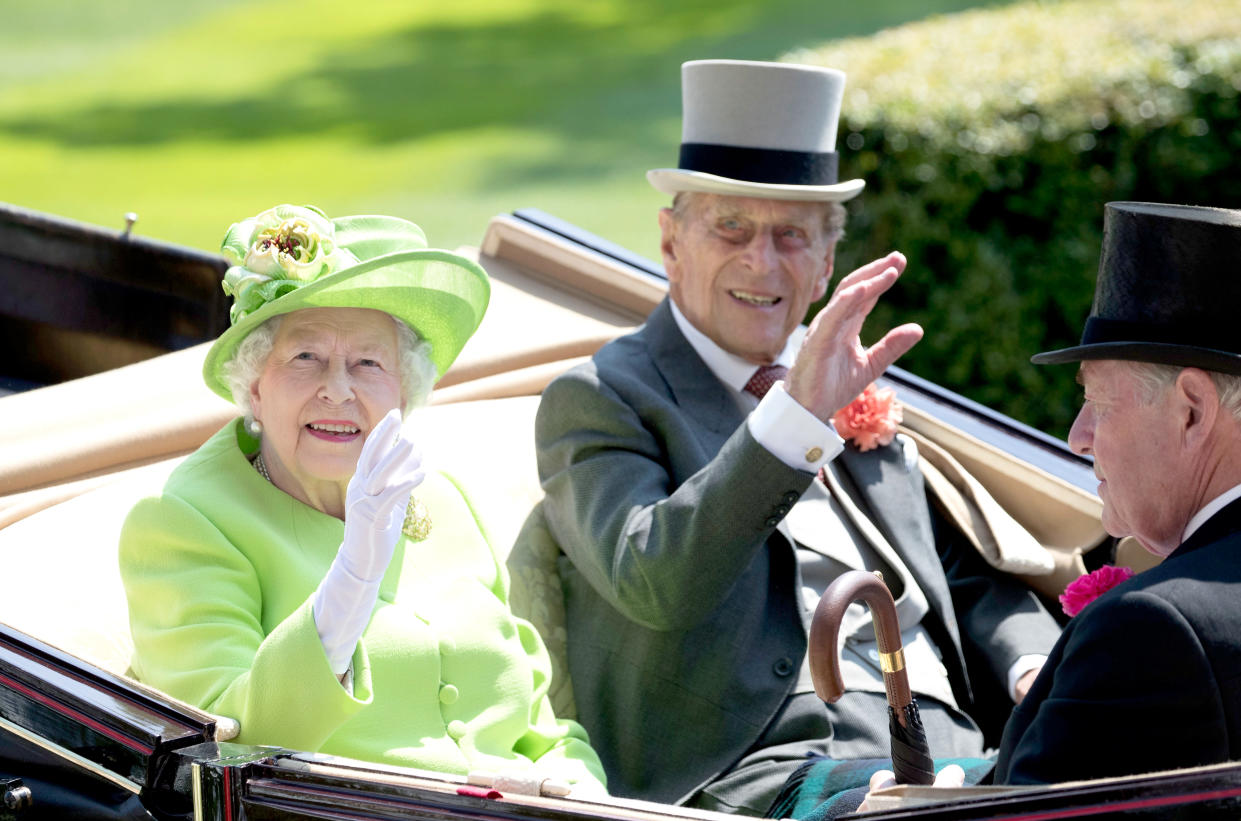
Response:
832,383,902,451
1058,564,1135,617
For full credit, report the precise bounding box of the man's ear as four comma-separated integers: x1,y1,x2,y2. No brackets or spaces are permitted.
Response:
658,207,681,283
1177,367,1220,448
811,241,836,302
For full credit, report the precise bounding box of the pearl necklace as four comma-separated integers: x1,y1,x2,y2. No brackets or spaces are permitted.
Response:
253,452,272,482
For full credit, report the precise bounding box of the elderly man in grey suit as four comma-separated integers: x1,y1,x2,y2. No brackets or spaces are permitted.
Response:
518,59,1061,814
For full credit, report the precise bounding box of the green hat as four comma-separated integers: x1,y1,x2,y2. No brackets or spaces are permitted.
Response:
202,204,490,402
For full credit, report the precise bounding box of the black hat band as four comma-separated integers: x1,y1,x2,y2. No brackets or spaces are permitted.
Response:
1082,317,1241,355
678,142,840,186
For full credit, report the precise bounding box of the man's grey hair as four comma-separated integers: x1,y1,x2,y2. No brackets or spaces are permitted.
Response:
1125,360,1241,421
223,313,436,426
669,191,847,245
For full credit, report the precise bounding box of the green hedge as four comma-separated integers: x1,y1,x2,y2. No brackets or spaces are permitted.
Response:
786,0,1241,438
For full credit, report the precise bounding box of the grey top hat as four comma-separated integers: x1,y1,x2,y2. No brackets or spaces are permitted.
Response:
647,59,865,202
1032,202,1241,375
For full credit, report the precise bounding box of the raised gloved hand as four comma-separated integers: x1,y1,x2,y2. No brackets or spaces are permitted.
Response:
313,408,425,675
340,408,426,579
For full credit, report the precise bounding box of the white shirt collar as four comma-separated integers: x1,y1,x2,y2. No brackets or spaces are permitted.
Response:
668,299,801,395
1182,482,1241,544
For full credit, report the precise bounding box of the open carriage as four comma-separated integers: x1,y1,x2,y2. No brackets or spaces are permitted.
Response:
0,201,1233,820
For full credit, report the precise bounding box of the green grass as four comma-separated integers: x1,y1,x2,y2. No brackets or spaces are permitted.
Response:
0,0,1011,263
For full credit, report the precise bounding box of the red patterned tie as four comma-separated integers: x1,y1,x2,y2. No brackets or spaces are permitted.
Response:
743,364,789,400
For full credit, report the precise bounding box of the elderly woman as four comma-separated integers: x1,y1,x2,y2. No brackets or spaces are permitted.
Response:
119,205,605,793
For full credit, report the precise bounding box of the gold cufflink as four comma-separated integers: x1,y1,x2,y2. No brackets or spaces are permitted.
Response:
805,446,824,462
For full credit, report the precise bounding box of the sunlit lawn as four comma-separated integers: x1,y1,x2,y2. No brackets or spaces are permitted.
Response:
1,0,1009,261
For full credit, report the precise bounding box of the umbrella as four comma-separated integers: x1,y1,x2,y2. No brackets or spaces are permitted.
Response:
808,569,935,785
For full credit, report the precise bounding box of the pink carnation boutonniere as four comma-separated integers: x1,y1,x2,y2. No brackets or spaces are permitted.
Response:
1059,564,1135,617
831,383,903,452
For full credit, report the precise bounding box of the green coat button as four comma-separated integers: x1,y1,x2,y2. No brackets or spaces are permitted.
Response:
447,720,467,739
439,684,460,705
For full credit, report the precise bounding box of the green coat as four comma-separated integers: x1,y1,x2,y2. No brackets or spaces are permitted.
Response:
120,420,605,790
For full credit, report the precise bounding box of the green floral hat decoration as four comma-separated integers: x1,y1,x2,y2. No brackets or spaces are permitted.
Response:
202,204,490,402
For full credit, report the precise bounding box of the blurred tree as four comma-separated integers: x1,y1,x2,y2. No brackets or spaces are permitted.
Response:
790,0,1241,438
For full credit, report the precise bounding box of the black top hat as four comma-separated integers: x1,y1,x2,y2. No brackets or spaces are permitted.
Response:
1032,202,1241,375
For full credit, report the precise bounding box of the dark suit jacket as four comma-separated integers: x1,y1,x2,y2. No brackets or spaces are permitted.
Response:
531,299,1059,804
992,497,1241,784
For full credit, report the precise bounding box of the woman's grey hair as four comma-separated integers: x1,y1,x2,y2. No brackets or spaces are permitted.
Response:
223,313,436,429
670,191,847,245
1125,360,1241,421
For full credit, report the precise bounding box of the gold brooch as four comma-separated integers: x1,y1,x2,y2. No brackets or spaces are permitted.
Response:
402,496,432,541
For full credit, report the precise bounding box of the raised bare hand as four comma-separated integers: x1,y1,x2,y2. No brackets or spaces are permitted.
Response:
784,251,923,421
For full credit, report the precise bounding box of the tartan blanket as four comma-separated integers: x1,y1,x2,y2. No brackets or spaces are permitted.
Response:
765,756,993,820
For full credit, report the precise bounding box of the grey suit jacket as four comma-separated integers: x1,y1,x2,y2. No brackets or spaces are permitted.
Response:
528,299,1058,805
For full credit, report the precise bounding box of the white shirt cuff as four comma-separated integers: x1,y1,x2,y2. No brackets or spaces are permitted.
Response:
747,382,843,473
1007,654,1047,701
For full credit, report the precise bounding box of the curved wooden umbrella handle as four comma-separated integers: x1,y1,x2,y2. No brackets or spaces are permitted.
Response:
808,570,913,721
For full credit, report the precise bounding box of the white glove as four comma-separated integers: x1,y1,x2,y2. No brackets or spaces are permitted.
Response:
312,409,425,675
